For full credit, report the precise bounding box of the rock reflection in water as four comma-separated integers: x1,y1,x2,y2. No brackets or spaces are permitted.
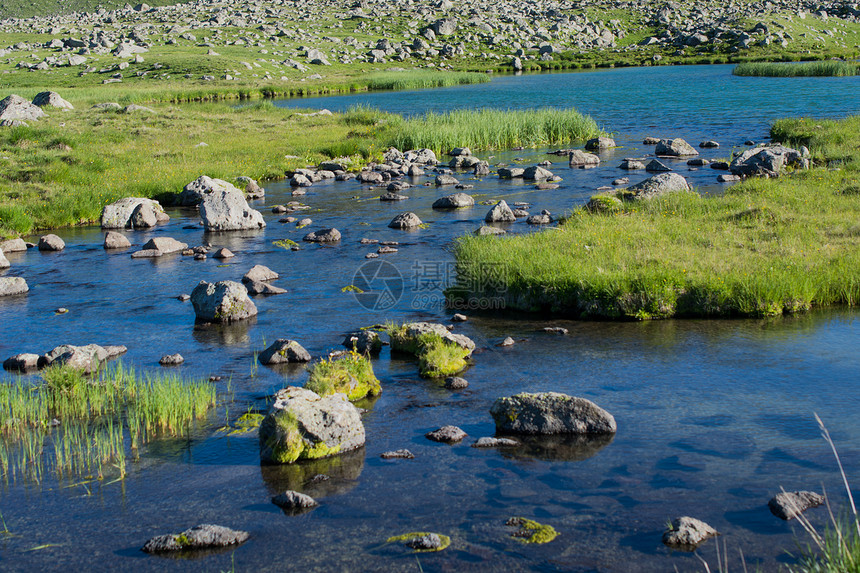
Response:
191,319,255,346
260,447,366,498
497,433,614,462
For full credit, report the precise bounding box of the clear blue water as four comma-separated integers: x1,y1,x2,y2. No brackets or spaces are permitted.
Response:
0,66,859,571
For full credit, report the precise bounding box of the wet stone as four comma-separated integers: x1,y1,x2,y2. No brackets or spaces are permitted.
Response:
662,517,718,550
768,491,825,521
425,425,467,443
380,449,415,459
444,377,469,390
159,353,184,366
141,524,249,553
472,437,520,448
272,490,319,510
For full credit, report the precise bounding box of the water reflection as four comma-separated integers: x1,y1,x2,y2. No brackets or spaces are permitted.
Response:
498,433,614,462
191,320,256,346
260,447,366,498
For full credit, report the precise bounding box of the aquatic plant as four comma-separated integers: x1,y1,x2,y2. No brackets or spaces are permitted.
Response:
306,351,381,401
506,517,559,544
733,61,859,77
0,363,216,483
386,531,451,552
415,333,471,378
387,107,602,152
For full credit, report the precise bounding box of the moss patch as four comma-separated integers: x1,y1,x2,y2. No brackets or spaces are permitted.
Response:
506,517,559,544
415,333,471,379
306,351,381,401
386,531,451,553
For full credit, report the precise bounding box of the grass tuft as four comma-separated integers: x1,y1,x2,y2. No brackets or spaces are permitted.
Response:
733,61,860,77
306,351,381,401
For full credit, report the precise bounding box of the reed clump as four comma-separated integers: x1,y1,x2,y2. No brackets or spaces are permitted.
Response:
733,61,860,77
0,363,216,483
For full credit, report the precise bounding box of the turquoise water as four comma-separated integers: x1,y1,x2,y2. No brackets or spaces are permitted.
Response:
0,66,858,571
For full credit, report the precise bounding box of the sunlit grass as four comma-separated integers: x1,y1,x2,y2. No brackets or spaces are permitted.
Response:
734,61,860,77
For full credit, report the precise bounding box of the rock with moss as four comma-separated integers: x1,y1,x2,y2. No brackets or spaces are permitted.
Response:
191,280,257,323
387,531,451,552
259,386,365,464
416,334,472,378
585,195,623,214
141,524,249,553
506,517,558,544
389,322,475,355
490,392,616,435
259,339,311,364
306,352,381,401
662,517,718,550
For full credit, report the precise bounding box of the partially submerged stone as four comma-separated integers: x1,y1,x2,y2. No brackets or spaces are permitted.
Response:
40,343,127,373
38,234,65,251
585,136,616,150
159,353,184,366
190,280,257,323
425,425,466,443
271,490,319,512
506,517,558,544
0,248,9,269
388,212,422,229
729,144,807,178
485,200,516,223
259,386,365,464
569,149,600,167
387,531,451,553
432,193,474,209
101,197,168,229
103,231,131,250
656,138,699,157
490,392,616,435
380,449,414,459
472,437,519,448
0,277,29,297
199,187,266,231
3,353,40,371
141,237,187,254
389,322,475,355
303,228,341,242
768,491,825,521
662,517,719,550
180,175,238,206
258,339,311,364
342,330,382,355
141,524,249,553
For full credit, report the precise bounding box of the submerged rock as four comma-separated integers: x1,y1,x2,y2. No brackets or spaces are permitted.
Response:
444,376,469,390
271,490,319,511
258,339,311,364
472,437,519,448
662,517,719,550
387,531,450,552
259,386,365,464
506,517,559,544
191,280,257,323
3,353,40,371
380,449,414,459
425,425,467,443
303,228,341,242
141,524,249,553
768,491,825,521
159,353,184,366
389,322,475,355
490,392,616,435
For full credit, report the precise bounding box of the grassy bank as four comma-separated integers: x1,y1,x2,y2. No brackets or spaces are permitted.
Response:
733,61,860,77
0,103,597,237
0,363,215,483
450,115,860,319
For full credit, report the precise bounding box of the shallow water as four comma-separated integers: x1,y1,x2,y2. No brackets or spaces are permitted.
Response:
1,66,859,571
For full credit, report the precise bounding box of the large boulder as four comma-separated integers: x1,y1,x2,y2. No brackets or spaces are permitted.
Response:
141,237,187,254
523,166,553,181
32,91,73,110
388,212,422,229
191,280,257,323
569,150,600,167
389,322,475,355
490,392,616,434
199,188,266,231
729,145,806,177
584,136,615,151
404,148,437,165
0,238,27,252
3,353,40,371
38,234,65,252
0,94,45,122
0,277,28,297
430,18,457,36
625,173,691,200
432,193,474,209
103,231,131,249
342,330,382,355
39,343,127,373
142,524,248,553
485,200,516,223
258,339,311,364
180,175,237,206
258,386,365,464
0,248,9,269
656,138,699,157
101,197,169,229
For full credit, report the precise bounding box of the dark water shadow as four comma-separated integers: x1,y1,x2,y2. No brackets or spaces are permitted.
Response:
497,433,614,462
724,505,790,535
259,447,366,498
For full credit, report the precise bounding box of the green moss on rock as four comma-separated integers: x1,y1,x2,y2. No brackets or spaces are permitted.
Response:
506,517,558,544
306,351,381,401
387,531,451,552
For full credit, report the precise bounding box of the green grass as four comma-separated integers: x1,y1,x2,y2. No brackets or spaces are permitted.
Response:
387,108,601,153
734,61,860,77
0,363,215,483
366,71,490,91
450,115,860,319
306,351,381,401
415,334,471,378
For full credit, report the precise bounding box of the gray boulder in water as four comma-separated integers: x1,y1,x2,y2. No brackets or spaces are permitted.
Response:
625,173,691,200
259,386,365,464
199,187,266,231
656,138,699,157
180,175,238,206
342,330,382,355
258,339,311,364
388,212,422,229
729,145,807,178
569,149,601,167
142,524,249,553
191,280,257,323
433,193,474,209
584,136,616,150
103,231,131,249
485,200,516,223
38,234,65,251
0,277,28,297
490,392,616,434
768,490,825,521
272,490,319,511
662,517,719,549
0,247,9,269
39,343,127,373
0,94,45,122
101,197,169,229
